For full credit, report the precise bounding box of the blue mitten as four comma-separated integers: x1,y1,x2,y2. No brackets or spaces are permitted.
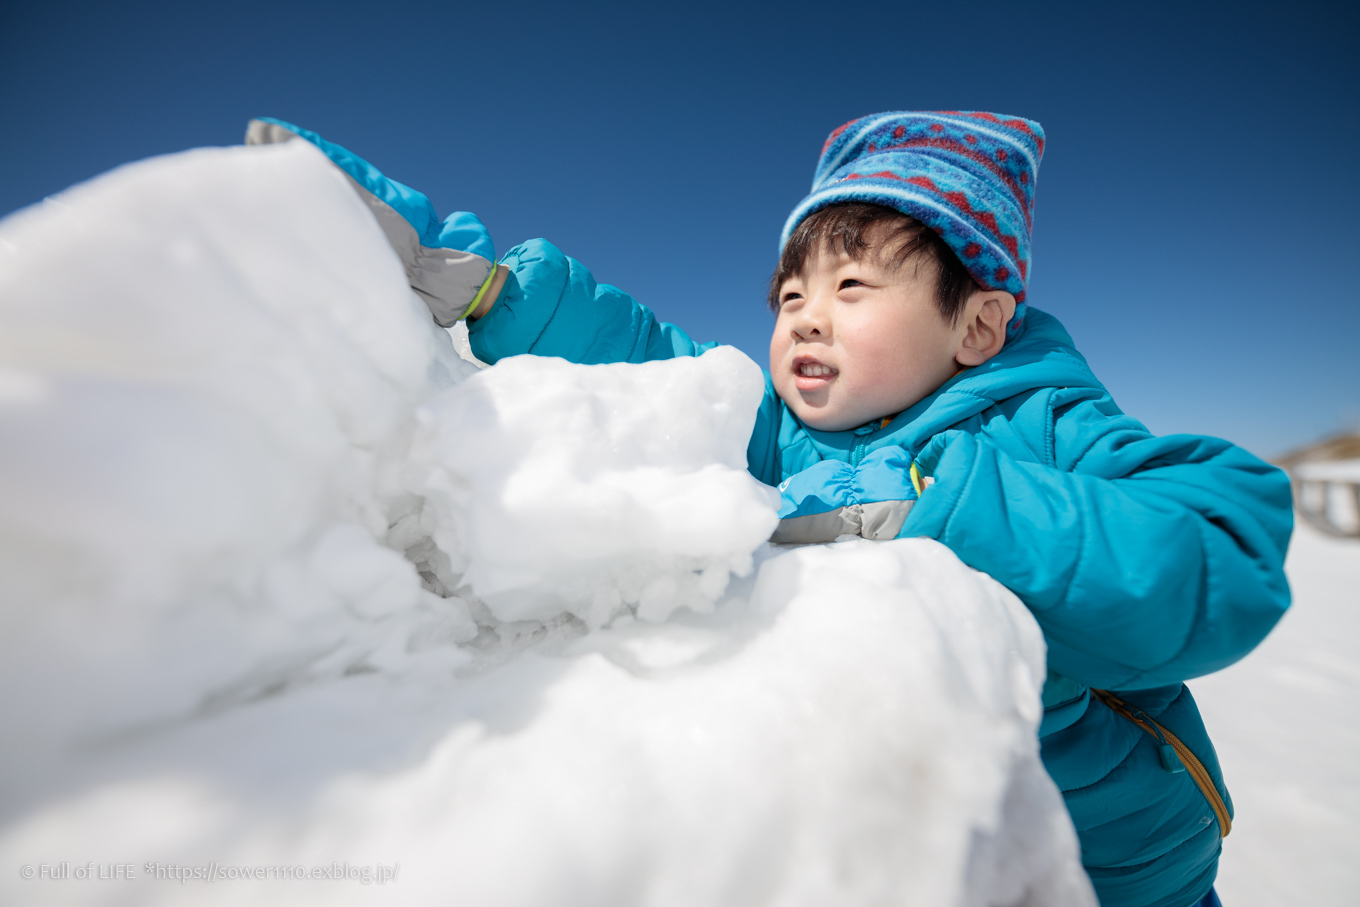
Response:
771,446,923,544
245,117,500,325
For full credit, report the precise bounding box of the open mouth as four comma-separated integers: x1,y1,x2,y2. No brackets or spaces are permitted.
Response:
793,357,838,391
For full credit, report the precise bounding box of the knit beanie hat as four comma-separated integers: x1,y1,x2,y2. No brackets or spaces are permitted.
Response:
780,111,1044,339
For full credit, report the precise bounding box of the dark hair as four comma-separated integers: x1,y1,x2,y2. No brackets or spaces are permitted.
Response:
768,203,979,324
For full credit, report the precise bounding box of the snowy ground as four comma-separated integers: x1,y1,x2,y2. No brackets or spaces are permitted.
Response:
0,141,1095,906
1193,519,1360,907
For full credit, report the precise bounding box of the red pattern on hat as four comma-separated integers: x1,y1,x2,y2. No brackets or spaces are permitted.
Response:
877,137,1032,227
821,121,853,153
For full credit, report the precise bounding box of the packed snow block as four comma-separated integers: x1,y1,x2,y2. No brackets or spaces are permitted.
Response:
0,144,1094,906
407,346,782,627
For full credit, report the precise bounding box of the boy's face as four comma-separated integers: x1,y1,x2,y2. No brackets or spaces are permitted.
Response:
769,238,964,432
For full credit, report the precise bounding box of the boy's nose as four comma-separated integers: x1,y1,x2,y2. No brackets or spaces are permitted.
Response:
791,295,832,340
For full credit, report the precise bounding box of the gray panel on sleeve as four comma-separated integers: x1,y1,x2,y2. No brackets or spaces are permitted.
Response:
770,507,860,544
246,119,492,326
771,500,914,545
859,499,914,540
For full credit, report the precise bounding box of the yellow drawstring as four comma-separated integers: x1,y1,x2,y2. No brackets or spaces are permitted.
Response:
909,461,925,496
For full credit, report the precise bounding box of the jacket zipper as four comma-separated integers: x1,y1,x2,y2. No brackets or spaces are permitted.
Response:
1090,688,1232,837
850,424,874,468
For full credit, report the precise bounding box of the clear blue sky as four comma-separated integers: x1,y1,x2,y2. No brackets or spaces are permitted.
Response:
3,0,1357,458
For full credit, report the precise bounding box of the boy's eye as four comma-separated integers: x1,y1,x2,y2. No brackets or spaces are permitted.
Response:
780,292,803,307
839,278,863,290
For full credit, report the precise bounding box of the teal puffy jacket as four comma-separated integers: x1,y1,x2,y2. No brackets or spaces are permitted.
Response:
469,238,1293,907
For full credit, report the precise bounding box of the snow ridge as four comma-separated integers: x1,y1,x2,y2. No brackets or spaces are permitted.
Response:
0,141,1093,906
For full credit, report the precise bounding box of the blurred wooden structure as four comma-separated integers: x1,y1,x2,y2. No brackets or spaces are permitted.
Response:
1275,432,1360,539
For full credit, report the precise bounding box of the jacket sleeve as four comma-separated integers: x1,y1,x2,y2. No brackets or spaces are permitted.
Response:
467,238,716,365
467,237,786,484
904,387,1293,689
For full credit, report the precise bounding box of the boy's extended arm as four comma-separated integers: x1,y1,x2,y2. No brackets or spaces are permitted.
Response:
906,388,1293,690
468,238,716,364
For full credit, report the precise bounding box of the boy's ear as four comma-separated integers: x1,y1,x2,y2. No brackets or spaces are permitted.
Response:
954,289,1017,367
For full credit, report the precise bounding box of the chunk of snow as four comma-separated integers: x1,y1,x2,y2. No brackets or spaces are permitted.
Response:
408,347,779,627
0,141,1094,905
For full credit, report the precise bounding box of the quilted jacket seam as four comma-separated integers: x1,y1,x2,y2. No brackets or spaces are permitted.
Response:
525,259,570,357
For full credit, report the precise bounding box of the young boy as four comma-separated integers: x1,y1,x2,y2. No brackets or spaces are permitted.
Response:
249,112,1292,907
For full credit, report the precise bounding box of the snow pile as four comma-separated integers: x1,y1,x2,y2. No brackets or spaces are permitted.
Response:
0,139,477,785
406,349,776,626
0,141,1093,906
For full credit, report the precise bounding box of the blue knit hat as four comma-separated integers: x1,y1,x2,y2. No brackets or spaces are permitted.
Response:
780,111,1044,338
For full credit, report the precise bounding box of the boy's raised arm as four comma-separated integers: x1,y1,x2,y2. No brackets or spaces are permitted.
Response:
244,118,713,363
467,238,715,365
905,391,1293,690
246,118,500,327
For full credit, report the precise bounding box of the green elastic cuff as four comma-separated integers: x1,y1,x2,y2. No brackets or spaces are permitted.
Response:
459,260,499,322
